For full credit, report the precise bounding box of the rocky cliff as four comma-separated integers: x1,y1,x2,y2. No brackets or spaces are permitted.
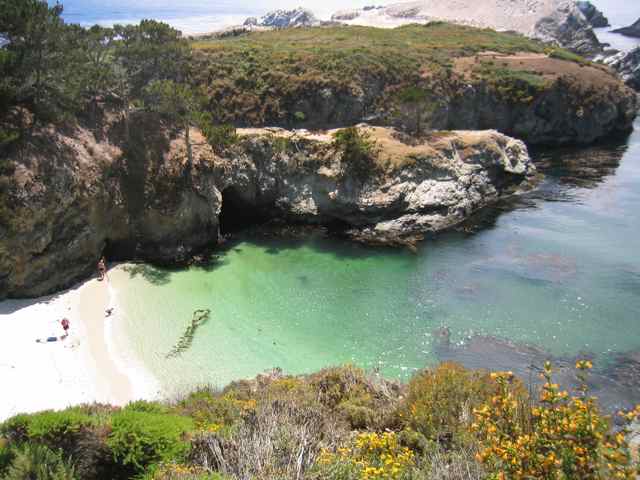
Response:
0,122,535,298
575,1,609,28
613,18,640,38
330,0,602,55
243,8,320,28
599,47,640,91
193,24,638,146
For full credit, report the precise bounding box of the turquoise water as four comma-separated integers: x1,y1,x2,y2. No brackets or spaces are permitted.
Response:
113,120,640,397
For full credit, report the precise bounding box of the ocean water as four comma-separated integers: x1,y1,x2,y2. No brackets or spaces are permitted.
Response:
52,1,640,51
110,119,640,397
51,0,376,33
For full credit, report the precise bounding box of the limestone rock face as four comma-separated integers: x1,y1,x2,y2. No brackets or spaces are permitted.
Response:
0,124,535,298
575,1,609,28
613,18,640,38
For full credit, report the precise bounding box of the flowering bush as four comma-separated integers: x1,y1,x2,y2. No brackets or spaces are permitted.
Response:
472,361,640,479
316,432,415,480
397,362,502,447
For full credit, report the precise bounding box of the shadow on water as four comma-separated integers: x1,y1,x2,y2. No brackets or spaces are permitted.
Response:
448,134,631,236
122,264,173,286
225,224,411,261
530,134,630,188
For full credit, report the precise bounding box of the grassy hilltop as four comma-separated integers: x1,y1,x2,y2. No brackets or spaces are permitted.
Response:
189,23,625,132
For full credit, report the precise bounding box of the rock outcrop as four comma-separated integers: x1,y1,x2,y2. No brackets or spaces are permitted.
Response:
0,123,535,298
244,8,319,29
613,18,640,38
331,0,602,55
575,1,609,28
599,47,640,90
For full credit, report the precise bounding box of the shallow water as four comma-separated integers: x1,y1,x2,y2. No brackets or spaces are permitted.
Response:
111,120,640,398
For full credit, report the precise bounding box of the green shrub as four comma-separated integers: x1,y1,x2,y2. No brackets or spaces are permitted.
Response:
4,443,75,480
398,362,501,447
174,389,254,434
0,437,15,477
107,410,194,472
548,48,588,65
332,127,379,177
1,410,93,449
143,463,231,479
201,123,238,154
124,400,166,414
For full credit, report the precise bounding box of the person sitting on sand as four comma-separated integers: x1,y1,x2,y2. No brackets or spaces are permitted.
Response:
98,256,107,281
36,334,68,343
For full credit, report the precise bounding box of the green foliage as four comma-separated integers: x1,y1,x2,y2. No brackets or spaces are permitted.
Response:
332,128,379,177
113,20,190,98
124,400,167,414
4,443,76,480
190,23,548,125
548,48,589,65
397,362,500,447
473,363,640,479
293,111,306,122
174,389,255,434
396,85,440,135
472,62,547,103
1,410,94,447
107,410,194,472
315,432,416,480
0,437,14,477
200,121,239,154
145,80,203,125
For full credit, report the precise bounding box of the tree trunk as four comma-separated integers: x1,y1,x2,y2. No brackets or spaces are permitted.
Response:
185,121,193,170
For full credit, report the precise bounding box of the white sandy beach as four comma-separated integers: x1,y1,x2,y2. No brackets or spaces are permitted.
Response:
0,268,159,421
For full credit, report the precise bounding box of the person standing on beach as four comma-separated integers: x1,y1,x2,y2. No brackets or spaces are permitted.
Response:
98,256,107,281
60,318,70,339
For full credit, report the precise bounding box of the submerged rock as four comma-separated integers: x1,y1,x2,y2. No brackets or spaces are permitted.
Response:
435,334,640,413
0,123,535,298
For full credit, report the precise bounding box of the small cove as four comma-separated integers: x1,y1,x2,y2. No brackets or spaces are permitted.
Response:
110,120,640,402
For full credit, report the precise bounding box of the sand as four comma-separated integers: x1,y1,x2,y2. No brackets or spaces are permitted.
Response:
0,268,158,421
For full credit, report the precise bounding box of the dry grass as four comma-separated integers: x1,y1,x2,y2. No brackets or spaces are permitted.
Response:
453,51,620,88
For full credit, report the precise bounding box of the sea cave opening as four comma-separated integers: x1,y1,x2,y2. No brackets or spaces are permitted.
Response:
219,186,272,235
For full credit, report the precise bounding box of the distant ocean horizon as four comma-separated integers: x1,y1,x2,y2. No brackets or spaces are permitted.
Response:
49,0,640,48
49,0,376,34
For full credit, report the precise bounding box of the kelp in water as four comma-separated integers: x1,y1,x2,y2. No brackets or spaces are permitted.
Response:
165,309,211,359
